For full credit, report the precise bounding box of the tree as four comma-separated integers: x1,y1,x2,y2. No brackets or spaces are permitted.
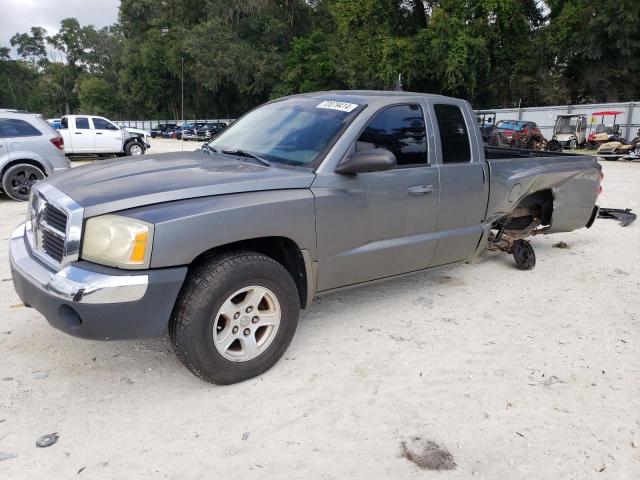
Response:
546,0,640,103
10,27,49,67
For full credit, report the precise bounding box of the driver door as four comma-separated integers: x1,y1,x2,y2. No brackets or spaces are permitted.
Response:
312,103,440,291
91,117,123,153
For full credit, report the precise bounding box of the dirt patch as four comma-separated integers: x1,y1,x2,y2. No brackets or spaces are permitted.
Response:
436,276,466,287
553,241,570,249
400,437,457,471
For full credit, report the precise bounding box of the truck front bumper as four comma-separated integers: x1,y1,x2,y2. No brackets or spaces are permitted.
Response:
9,223,187,340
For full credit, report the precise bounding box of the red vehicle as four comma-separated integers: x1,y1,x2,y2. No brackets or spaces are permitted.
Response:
489,120,547,150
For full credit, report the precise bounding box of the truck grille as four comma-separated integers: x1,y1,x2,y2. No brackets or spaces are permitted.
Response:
41,210,67,263
43,204,68,232
30,194,69,266
26,184,83,270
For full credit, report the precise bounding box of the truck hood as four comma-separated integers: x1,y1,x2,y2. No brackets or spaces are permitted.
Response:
47,151,316,217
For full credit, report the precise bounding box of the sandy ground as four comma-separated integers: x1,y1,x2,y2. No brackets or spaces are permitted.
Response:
0,150,638,479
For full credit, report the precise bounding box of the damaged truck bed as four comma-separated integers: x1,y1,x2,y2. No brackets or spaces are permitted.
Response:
482,146,601,268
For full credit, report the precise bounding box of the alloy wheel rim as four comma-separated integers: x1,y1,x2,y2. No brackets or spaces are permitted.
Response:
8,166,43,199
130,145,142,155
212,285,281,362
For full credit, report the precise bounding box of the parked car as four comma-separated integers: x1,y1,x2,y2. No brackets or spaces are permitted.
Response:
162,125,184,139
9,91,601,384
0,111,70,201
47,118,62,130
59,115,150,157
489,120,548,150
179,123,205,141
151,123,177,138
196,122,228,140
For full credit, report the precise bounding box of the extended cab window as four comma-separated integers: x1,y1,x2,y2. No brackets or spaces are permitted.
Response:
93,118,118,130
75,117,90,129
434,104,471,164
0,119,42,138
357,104,427,166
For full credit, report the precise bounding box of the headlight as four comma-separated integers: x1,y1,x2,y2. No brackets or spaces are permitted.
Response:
82,215,154,269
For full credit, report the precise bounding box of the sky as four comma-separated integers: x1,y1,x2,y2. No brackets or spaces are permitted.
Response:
0,0,120,51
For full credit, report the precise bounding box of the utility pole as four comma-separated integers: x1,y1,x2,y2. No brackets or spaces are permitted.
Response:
394,73,404,91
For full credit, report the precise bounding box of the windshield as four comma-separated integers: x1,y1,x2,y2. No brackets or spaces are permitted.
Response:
555,117,577,134
496,120,527,131
208,98,363,167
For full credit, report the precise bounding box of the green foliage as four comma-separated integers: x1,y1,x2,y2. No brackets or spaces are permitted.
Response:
275,31,342,96
547,0,640,102
78,76,121,116
1,1,639,118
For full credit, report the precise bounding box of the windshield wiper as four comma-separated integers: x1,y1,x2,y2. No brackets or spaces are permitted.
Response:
221,149,271,167
202,144,217,154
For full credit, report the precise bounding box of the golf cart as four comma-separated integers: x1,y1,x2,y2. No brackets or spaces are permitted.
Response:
476,110,497,143
586,111,624,149
552,114,587,149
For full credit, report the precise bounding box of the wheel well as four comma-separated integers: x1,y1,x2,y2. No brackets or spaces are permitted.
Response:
191,237,309,308
498,189,554,232
124,137,143,147
515,189,554,226
1,159,47,180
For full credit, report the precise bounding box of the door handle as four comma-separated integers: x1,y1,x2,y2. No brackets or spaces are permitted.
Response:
407,184,434,196
96,132,103,135
75,132,82,135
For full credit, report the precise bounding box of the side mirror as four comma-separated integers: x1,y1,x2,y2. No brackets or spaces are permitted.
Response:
335,148,397,174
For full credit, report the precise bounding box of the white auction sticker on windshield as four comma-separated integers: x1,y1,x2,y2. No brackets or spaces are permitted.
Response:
316,100,359,113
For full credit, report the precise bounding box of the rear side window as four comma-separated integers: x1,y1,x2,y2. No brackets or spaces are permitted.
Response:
434,104,471,164
357,104,428,166
0,118,42,138
75,117,90,129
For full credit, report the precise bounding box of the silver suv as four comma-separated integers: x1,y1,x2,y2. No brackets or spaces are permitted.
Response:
0,111,70,201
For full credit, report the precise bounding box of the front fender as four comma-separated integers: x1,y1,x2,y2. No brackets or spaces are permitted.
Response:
118,190,317,268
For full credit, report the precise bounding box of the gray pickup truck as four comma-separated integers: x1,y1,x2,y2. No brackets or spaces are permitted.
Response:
9,91,601,384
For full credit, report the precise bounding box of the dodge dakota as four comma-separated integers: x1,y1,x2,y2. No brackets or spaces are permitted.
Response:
9,91,601,384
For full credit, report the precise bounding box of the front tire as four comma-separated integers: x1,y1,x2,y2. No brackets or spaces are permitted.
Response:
2,163,45,201
125,141,145,156
568,138,577,150
169,251,300,384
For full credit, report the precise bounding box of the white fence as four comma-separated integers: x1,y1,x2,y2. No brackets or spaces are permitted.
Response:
475,101,639,141
113,118,235,131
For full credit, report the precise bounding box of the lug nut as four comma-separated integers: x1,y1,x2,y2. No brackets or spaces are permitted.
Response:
232,326,239,334
243,328,251,336
252,316,259,324
233,312,240,319
246,306,253,313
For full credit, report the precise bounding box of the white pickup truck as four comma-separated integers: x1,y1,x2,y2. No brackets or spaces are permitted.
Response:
59,115,150,157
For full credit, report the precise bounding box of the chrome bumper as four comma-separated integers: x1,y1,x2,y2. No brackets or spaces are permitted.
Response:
10,223,148,304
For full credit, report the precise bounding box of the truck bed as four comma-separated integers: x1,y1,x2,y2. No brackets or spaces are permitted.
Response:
483,146,601,233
